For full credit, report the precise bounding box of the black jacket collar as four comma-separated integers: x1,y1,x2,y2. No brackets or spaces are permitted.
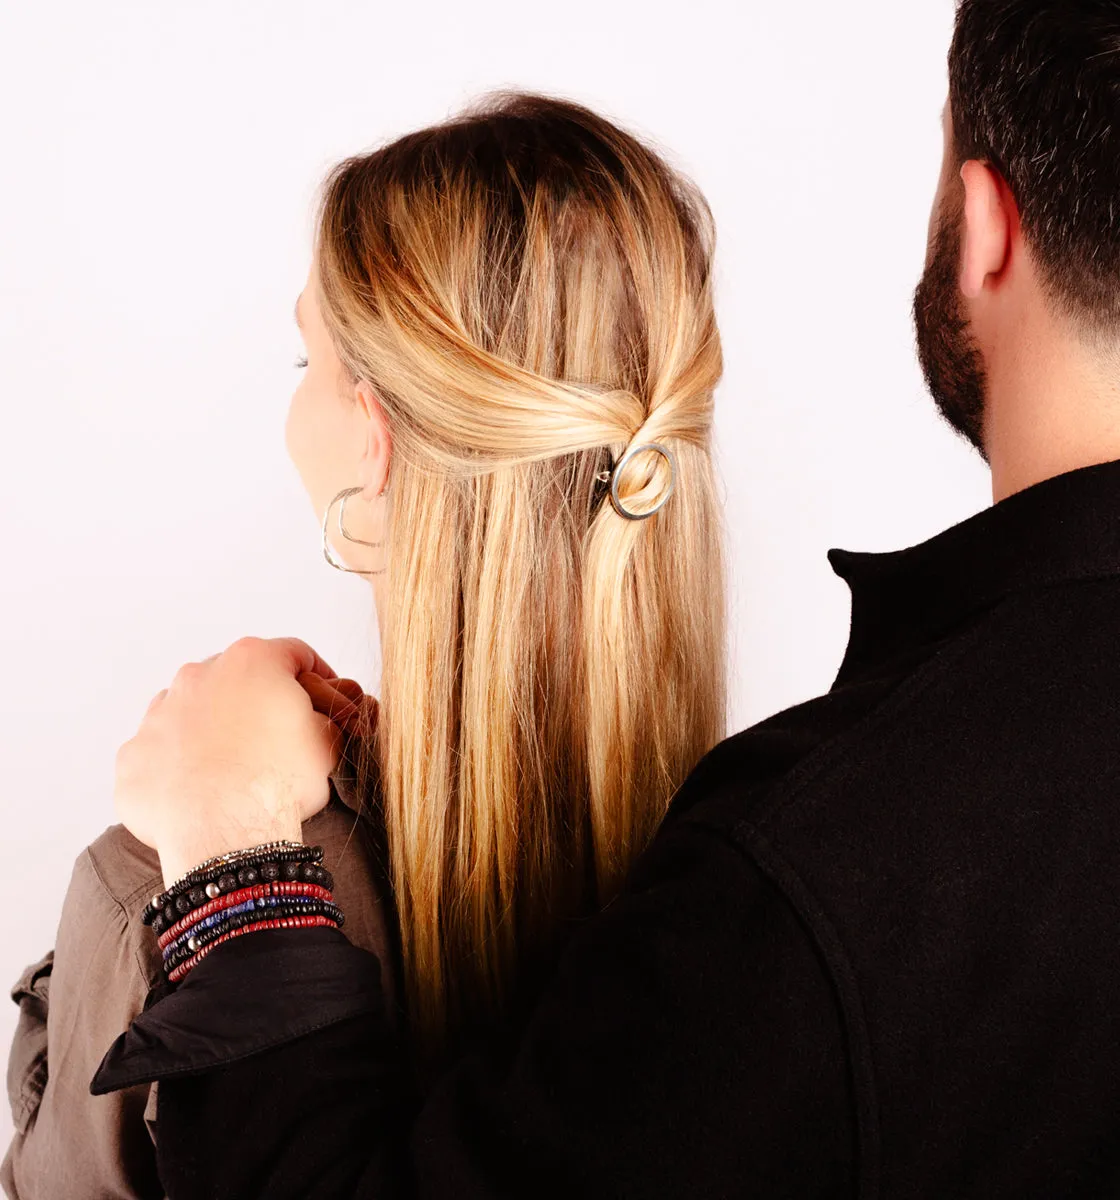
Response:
830,458,1120,687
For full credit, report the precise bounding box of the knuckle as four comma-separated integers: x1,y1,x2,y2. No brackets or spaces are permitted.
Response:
114,739,136,780
174,660,202,684
228,635,264,658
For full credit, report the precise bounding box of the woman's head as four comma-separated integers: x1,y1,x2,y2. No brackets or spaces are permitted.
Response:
289,92,727,1047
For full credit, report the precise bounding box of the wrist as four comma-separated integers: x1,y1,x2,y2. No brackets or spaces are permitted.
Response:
158,817,304,892
140,840,344,987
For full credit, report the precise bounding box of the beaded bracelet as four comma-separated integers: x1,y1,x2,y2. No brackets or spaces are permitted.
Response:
160,893,345,962
144,839,347,985
149,861,336,935
161,898,344,974
142,841,324,926
158,840,319,901
173,839,308,880
142,842,323,925
167,914,339,984
157,881,337,949
144,854,333,932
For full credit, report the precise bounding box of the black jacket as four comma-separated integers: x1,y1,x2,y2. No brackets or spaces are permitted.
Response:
92,460,1120,1199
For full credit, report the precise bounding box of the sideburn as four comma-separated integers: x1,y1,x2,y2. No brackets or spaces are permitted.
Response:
912,195,989,458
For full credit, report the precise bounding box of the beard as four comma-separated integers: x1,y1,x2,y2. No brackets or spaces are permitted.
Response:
912,196,989,457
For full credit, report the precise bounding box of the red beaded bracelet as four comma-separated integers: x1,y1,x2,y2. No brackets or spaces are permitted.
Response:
167,914,339,984
157,882,335,950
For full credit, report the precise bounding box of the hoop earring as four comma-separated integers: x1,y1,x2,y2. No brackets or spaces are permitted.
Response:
322,486,386,576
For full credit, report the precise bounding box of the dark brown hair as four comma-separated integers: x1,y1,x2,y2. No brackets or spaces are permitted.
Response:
950,0,1120,327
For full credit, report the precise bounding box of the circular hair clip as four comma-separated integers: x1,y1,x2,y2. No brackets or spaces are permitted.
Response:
606,441,678,521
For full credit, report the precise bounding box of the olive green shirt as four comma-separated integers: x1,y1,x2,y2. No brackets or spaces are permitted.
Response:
1,769,395,1199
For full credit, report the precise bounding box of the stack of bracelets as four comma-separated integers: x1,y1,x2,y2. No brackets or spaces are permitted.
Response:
140,840,345,984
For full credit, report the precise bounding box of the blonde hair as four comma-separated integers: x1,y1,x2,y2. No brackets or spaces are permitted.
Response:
315,93,727,1049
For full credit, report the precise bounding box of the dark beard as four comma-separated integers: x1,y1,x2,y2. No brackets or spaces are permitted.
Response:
912,199,989,457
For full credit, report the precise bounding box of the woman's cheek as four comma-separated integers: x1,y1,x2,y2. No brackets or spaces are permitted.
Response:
285,382,328,509
284,381,309,470
285,379,352,525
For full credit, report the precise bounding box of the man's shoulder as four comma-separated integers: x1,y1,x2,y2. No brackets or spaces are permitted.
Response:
675,584,1098,839
671,576,1120,905
670,650,936,837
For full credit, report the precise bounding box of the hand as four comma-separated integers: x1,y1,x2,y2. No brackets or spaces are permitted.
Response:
299,672,375,743
115,636,351,889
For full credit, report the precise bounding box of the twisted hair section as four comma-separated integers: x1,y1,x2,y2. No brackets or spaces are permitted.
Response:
315,91,727,1053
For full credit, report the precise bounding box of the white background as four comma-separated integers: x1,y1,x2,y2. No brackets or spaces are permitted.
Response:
0,0,987,1145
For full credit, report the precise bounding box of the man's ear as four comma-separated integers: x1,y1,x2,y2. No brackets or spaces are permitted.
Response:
959,159,1014,299
353,379,392,500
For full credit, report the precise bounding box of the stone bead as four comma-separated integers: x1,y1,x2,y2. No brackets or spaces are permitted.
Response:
260,861,281,882
237,866,259,887
282,861,301,881
217,873,238,893
175,894,193,914
188,887,207,907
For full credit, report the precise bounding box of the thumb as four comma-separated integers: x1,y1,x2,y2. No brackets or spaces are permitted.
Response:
301,710,344,821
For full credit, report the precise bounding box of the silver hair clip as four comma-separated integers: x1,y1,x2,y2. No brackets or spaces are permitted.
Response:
603,441,678,521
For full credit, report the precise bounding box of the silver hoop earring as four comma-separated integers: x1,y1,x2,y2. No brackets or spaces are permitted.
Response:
322,486,386,576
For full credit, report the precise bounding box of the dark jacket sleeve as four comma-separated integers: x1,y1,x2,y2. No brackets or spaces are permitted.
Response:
91,818,856,1200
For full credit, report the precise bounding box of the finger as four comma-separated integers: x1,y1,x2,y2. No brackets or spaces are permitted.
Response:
311,710,344,778
300,672,361,729
333,678,366,704
351,691,380,734
267,637,339,681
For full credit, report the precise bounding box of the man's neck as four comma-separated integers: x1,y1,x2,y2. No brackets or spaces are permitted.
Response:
984,330,1120,503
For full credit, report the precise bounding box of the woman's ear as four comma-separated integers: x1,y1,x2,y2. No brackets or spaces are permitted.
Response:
353,379,392,500
959,159,1014,299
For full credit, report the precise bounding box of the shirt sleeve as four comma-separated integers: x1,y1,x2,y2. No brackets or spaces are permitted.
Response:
2,848,164,1200
90,818,856,1200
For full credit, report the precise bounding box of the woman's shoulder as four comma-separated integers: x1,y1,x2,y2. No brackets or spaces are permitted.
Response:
83,823,163,919
80,780,402,1018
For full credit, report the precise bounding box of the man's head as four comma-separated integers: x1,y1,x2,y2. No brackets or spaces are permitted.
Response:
914,0,1120,459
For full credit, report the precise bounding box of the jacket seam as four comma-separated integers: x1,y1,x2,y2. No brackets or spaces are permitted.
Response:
674,618,1009,1200
736,821,880,1200
682,816,875,1199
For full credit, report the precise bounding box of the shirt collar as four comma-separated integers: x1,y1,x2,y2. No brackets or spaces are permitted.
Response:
829,457,1120,686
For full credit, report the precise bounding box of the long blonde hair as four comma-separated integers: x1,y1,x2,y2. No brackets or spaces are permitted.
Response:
315,93,727,1047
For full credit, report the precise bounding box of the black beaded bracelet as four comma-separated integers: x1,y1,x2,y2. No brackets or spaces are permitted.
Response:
142,842,326,927
147,859,336,934
147,839,320,900
161,897,345,975
144,842,323,921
